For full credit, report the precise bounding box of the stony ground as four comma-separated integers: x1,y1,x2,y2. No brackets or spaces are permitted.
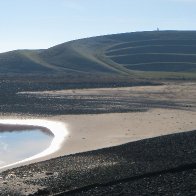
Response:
0,130,196,195
1,78,196,116
0,80,196,195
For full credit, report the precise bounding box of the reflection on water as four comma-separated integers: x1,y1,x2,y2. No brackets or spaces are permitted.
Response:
0,129,53,167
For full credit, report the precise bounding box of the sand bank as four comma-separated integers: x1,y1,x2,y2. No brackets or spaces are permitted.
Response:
49,108,196,157
0,108,196,171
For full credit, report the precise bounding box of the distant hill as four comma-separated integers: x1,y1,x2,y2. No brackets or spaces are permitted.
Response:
1,31,196,80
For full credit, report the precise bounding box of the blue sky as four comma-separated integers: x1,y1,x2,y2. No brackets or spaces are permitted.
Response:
0,0,196,52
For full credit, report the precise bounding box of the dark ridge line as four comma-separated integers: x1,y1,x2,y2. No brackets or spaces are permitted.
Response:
54,162,196,195
107,38,196,51
124,62,196,66
108,53,196,58
106,44,196,53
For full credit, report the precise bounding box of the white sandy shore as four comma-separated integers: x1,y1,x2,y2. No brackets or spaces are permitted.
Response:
0,108,196,171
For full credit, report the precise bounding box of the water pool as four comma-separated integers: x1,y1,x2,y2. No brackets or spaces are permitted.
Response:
0,128,53,167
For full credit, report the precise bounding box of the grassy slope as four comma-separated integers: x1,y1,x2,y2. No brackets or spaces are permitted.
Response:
0,31,196,80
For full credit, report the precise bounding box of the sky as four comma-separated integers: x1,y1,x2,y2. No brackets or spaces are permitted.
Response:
0,0,196,53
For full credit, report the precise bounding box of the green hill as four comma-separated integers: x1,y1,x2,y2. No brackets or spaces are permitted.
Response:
1,31,196,80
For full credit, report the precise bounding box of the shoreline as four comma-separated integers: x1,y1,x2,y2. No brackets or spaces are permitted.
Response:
0,108,196,172
0,119,69,171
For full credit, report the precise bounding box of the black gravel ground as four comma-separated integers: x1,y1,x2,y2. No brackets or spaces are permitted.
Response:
0,76,175,116
1,77,194,116
0,77,195,195
0,130,196,195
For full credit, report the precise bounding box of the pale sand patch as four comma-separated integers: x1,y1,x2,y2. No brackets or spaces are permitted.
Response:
0,108,195,171
49,108,196,157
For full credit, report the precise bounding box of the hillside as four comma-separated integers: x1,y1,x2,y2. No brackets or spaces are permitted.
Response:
0,31,196,80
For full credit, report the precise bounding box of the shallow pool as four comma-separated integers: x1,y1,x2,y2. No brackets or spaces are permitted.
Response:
0,128,53,167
